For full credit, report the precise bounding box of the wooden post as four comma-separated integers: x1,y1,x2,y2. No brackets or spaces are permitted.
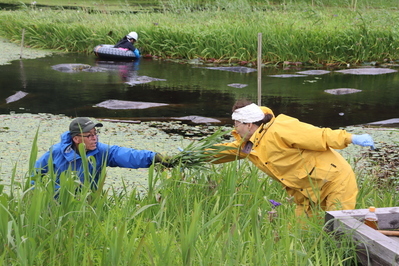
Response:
20,28,25,59
257,33,262,106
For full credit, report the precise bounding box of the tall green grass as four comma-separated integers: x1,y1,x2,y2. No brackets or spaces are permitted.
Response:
4,0,398,11
0,2,398,65
0,131,396,264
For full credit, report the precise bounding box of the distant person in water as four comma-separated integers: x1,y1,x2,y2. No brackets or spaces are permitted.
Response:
114,31,141,58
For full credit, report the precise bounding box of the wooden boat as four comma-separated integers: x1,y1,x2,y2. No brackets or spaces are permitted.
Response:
93,44,137,60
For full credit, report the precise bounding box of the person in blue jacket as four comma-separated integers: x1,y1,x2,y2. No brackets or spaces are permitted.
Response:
114,31,141,58
34,117,169,191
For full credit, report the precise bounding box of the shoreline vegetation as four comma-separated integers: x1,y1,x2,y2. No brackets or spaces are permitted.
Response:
0,114,398,264
0,0,399,67
1,1,399,264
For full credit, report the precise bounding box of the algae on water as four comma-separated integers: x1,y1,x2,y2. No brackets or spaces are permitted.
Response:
0,38,54,65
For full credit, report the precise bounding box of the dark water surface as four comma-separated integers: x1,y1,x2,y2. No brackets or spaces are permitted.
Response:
1,52,399,128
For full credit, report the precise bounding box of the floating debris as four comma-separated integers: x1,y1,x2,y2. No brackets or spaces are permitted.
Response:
187,58,202,65
303,79,318,83
51,64,92,73
6,91,28,103
82,67,107,73
268,74,306,78
171,116,221,124
366,118,399,127
335,68,397,75
296,70,330,75
204,66,256,73
125,76,166,86
324,88,362,95
94,100,168,110
228,83,248,88
147,121,232,139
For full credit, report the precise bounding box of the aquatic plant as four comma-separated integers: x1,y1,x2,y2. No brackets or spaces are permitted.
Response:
0,1,399,65
159,127,234,170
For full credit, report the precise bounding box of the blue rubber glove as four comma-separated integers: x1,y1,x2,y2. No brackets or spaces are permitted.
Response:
133,48,141,58
352,134,375,149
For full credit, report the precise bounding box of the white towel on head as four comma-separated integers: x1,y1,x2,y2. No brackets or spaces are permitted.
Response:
232,103,264,123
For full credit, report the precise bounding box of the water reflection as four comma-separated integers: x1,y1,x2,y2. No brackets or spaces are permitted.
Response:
1,53,399,128
94,60,167,86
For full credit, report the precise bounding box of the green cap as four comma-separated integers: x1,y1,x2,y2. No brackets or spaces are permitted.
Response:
69,117,103,137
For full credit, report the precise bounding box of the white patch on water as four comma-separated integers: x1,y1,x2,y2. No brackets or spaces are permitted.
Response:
335,67,397,75
95,100,168,110
125,76,166,86
324,88,362,95
228,83,248,88
204,66,256,73
268,74,307,78
171,116,221,123
296,70,330,75
6,91,28,103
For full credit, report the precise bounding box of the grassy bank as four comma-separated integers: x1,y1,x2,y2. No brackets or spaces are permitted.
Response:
0,113,398,264
0,1,399,65
1,156,362,265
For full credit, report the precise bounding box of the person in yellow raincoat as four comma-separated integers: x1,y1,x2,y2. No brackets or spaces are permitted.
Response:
212,99,375,217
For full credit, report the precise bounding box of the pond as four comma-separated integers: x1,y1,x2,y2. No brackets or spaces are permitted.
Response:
1,52,399,129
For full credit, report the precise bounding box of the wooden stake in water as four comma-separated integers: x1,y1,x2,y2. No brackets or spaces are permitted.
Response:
20,28,25,59
257,33,262,106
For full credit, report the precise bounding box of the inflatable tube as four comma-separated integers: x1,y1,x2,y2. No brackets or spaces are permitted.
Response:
93,44,137,60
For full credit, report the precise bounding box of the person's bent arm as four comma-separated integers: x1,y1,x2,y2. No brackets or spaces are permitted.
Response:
275,115,352,151
210,141,247,164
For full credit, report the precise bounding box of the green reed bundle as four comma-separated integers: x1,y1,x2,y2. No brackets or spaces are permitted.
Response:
160,128,235,170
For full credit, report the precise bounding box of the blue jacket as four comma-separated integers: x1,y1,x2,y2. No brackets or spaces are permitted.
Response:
34,131,156,187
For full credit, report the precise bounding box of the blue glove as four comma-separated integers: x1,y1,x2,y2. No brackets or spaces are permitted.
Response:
352,134,375,149
133,48,141,58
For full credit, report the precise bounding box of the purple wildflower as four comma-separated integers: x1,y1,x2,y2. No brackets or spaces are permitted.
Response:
269,199,282,209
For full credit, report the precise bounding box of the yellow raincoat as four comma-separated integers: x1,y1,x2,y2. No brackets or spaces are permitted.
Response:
214,107,357,216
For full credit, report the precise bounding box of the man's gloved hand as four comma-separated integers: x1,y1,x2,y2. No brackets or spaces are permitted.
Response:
154,153,175,168
352,134,375,149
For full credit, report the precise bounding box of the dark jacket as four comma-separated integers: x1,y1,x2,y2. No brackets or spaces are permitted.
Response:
114,37,137,51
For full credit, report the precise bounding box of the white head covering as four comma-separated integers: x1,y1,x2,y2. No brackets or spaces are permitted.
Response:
232,103,265,123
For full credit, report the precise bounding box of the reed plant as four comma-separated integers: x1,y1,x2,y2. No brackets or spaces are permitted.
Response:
0,129,394,265
0,2,399,65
